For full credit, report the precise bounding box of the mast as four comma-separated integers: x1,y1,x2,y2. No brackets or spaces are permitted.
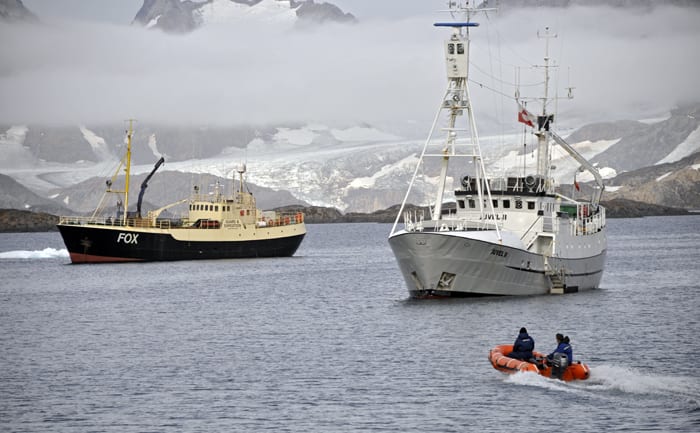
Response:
432,24,473,220
535,27,556,190
123,119,134,224
236,163,247,201
431,2,498,227
519,27,604,204
390,0,498,237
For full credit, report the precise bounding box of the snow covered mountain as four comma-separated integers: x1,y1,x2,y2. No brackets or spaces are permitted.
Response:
0,0,37,22
132,0,356,33
2,104,700,214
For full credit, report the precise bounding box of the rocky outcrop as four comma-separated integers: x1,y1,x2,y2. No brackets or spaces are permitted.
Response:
0,209,58,232
599,199,689,218
0,0,38,23
132,0,203,33
294,0,355,25
603,151,700,210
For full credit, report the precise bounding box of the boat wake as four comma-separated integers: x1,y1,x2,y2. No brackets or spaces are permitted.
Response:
505,371,574,393
505,364,700,402
0,248,69,259
585,364,699,399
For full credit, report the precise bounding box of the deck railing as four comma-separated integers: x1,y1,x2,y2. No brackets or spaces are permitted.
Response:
60,212,306,230
58,216,175,229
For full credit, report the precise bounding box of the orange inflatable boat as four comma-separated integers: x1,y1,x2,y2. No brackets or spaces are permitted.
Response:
489,344,590,381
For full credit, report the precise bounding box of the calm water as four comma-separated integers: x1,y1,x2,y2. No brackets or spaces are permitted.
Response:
1,216,699,432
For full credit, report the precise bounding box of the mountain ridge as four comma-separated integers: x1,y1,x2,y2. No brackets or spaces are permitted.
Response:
2,104,699,214
131,0,356,33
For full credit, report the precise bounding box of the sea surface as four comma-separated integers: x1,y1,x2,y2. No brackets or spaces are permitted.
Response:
1,216,699,432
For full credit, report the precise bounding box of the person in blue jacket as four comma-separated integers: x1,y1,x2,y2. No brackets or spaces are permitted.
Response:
509,327,535,360
546,333,573,365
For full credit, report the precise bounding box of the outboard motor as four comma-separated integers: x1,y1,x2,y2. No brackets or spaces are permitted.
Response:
552,352,569,380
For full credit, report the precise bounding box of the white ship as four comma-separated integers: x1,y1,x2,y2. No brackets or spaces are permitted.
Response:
388,3,606,298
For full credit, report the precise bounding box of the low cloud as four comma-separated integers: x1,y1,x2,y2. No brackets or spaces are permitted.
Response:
1,4,698,133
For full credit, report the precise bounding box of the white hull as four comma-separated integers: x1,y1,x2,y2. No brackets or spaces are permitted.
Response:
389,228,606,297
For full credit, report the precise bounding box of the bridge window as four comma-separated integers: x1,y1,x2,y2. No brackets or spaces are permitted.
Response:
468,199,476,209
458,200,465,209
503,200,511,209
528,201,535,210
215,206,218,212
492,199,498,208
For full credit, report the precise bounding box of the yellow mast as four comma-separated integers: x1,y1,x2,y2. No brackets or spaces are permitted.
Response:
122,119,134,224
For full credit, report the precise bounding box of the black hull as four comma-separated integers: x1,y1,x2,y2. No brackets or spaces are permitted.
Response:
57,224,305,264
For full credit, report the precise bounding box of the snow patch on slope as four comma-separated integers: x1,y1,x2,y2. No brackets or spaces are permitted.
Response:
347,154,418,189
551,139,619,183
1,125,28,145
146,15,162,28
656,125,700,165
0,125,34,166
79,126,113,162
274,127,319,146
197,0,297,26
482,137,619,184
656,171,673,182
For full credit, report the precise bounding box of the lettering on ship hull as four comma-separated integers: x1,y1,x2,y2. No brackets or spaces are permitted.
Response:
117,233,139,244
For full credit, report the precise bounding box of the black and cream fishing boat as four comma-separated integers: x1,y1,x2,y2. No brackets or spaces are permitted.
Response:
57,121,306,263
388,3,606,298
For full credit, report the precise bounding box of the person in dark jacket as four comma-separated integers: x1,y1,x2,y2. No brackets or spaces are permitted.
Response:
546,333,573,364
508,327,535,360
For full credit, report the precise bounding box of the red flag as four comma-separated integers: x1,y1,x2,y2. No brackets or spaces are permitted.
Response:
574,180,580,191
518,104,536,128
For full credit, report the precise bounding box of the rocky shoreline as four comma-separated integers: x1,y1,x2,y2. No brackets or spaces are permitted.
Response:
0,199,692,233
0,209,60,233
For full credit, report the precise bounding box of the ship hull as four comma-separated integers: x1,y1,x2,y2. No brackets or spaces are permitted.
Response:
57,223,306,264
388,230,606,298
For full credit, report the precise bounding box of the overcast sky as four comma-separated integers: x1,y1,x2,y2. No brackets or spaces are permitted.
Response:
5,1,700,132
